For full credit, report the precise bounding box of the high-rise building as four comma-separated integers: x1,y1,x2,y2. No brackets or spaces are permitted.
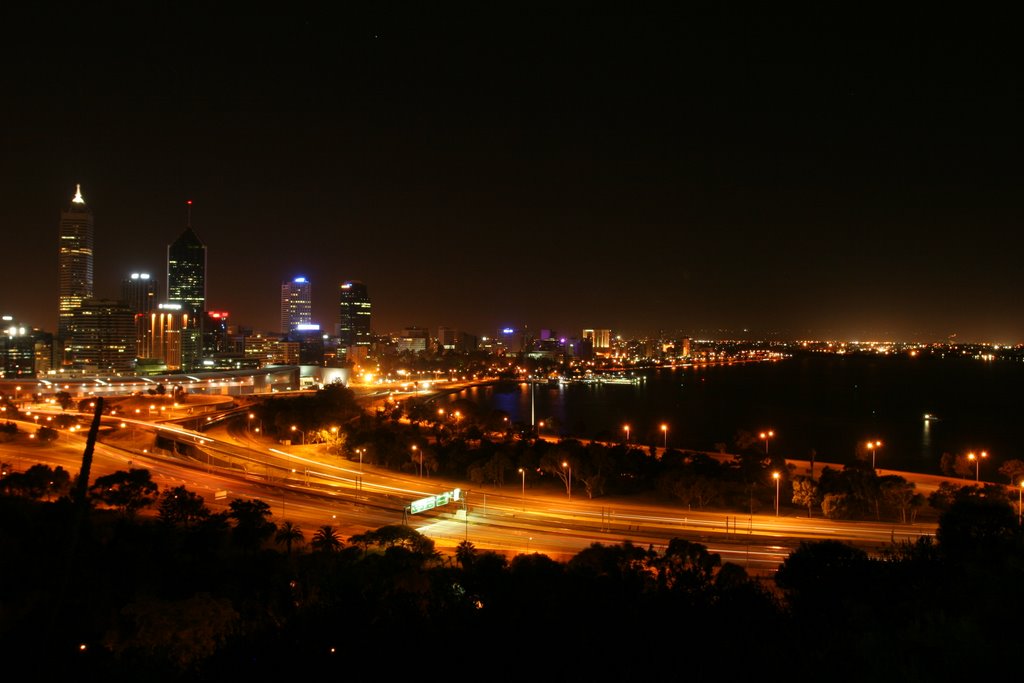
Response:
202,310,230,356
122,272,159,315
281,276,312,334
167,201,207,314
57,184,94,339
337,281,371,350
67,299,136,373
140,303,201,371
582,328,612,350
2,317,38,378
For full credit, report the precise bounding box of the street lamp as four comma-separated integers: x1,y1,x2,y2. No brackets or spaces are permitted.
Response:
562,461,572,501
623,424,630,444
518,467,526,510
867,440,883,471
760,430,774,456
772,471,781,516
248,412,255,433
1018,481,1023,526
967,451,988,482
661,423,668,449
413,444,421,478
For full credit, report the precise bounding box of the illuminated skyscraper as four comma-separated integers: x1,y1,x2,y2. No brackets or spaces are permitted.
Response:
122,272,158,316
337,281,371,350
281,276,312,333
57,184,94,339
167,201,206,314
67,299,136,373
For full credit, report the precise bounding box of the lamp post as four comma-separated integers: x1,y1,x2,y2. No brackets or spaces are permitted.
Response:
772,471,781,516
562,461,572,501
518,467,526,510
760,430,774,456
867,439,882,471
1018,481,1023,526
661,423,668,449
623,424,630,444
248,412,255,433
967,451,987,482
412,444,421,478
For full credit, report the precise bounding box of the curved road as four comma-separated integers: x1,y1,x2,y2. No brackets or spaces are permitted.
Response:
2,406,942,573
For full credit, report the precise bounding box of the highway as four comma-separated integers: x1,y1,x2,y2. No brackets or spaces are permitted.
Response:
2,404,940,573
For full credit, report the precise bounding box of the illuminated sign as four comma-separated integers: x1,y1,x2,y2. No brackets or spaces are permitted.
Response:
294,276,307,283
408,488,462,515
502,328,515,335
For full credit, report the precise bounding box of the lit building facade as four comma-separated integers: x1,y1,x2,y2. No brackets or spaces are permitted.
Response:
122,272,159,316
167,202,207,314
66,299,136,373
244,334,299,366
582,328,612,350
281,276,312,333
136,303,201,372
2,317,37,378
57,184,94,340
337,281,371,351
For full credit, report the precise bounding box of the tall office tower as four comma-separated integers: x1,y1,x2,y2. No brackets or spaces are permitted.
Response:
57,184,94,339
67,298,137,373
167,201,207,314
337,281,371,350
280,276,312,334
122,272,158,315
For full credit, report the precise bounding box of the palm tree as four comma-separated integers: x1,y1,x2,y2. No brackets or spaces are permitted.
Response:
275,520,305,555
311,524,342,553
456,539,477,568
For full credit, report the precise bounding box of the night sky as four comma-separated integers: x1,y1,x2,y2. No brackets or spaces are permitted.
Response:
2,5,1022,343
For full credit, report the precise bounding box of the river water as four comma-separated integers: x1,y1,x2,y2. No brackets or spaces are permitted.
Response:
440,353,1024,478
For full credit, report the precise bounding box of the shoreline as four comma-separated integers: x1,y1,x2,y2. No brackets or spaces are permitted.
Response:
349,378,988,500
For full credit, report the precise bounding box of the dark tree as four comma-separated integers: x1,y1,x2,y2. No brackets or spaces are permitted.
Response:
90,468,159,517
227,498,276,553
158,485,210,527
0,463,71,500
55,391,74,410
311,524,342,552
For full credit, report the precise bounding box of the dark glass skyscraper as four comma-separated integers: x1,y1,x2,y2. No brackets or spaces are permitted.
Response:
57,184,94,339
122,272,158,316
337,280,371,349
167,202,206,314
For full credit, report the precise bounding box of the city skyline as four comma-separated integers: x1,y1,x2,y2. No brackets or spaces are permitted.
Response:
3,7,1023,343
